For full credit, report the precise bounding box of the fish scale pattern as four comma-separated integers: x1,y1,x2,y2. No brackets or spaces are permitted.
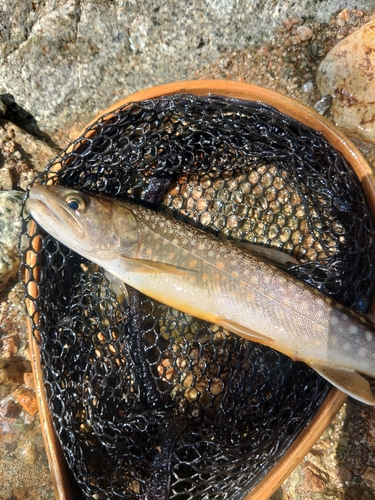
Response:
20,94,375,499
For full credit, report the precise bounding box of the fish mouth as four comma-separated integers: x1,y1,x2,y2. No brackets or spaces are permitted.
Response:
26,186,85,244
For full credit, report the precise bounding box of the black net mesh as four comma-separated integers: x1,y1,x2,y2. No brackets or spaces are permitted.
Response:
20,94,375,499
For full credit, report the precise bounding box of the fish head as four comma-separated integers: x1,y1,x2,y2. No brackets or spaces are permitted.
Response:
26,185,141,262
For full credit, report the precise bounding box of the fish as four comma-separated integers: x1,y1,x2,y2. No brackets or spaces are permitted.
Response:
26,185,375,405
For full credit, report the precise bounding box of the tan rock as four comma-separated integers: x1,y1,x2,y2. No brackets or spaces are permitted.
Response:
12,387,38,416
283,16,300,31
317,20,375,143
337,8,351,21
23,371,35,390
0,334,19,356
296,25,313,42
302,467,326,492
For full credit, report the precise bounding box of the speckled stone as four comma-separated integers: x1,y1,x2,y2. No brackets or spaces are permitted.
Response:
0,190,24,295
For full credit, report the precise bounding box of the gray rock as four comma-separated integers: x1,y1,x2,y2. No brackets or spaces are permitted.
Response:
0,190,24,295
314,94,333,116
0,0,373,135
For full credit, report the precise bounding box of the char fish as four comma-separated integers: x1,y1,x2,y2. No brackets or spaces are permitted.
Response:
26,185,375,404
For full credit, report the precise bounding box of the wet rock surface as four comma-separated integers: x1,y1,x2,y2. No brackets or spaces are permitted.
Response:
1,3,375,500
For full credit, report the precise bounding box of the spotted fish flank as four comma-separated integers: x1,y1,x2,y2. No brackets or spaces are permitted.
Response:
26,185,375,405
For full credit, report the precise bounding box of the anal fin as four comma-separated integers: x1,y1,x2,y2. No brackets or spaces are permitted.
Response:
216,318,275,345
309,361,375,405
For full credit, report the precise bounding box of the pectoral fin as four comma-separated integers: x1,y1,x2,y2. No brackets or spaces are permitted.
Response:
237,242,299,268
119,255,192,276
309,361,375,405
104,270,129,307
217,318,275,345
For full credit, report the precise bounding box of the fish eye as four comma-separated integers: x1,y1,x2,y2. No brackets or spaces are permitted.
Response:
66,195,85,211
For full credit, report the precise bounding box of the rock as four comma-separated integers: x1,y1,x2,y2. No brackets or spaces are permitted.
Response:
317,20,375,143
7,283,25,312
0,357,27,386
296,25,313,42
343,485,375,500
301,81,314,94
0,399,22,420
23,372,35,391
283,16,300,31
0,334,19,356
363,467,375,491
0,190,24,295
302,467,326,492
314,94,333,116
12,388,38,416
0,168,13,190
365,408,375,451
337,8,352,24
21,441,38,464
0,119,58,190
0,0,372,136
337,465,353,483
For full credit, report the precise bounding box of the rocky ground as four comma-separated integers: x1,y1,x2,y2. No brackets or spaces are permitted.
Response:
1,4,375,500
